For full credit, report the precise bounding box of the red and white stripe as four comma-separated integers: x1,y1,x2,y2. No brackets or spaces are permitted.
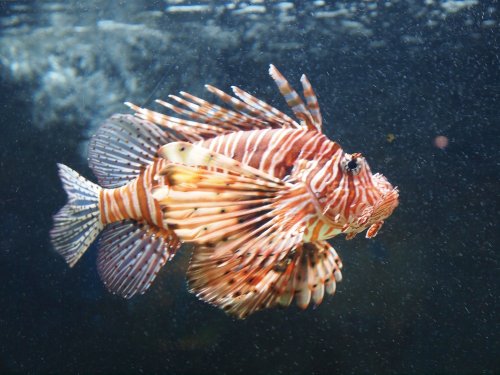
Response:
99,159,166,228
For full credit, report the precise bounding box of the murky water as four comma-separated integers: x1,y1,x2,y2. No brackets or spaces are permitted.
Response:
0,1,498,373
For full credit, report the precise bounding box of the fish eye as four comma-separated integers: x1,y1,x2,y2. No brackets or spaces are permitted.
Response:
347,159,358,171
342,154,363,175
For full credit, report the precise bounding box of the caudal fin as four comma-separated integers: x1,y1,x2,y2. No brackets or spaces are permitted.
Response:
50,164,104,267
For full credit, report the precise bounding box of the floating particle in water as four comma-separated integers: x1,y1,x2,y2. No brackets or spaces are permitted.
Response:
386,133,396,143
434,135,449,149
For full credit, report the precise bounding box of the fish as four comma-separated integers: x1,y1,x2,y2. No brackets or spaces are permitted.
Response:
51,65,399,318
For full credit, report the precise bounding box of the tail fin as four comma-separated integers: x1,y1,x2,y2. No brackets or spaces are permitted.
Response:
50,164,104,267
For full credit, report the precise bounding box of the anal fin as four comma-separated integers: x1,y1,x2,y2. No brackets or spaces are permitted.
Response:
97,220,181,298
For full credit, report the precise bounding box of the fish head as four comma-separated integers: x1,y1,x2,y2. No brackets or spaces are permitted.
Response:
323,152,399,239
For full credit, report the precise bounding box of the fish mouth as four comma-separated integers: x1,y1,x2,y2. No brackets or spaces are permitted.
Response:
342,177,399,239
371,186,399,222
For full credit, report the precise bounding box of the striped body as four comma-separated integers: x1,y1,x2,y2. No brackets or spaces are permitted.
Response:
199,128,397,237
199,128,344,242
99,126,394,243
99,128,347,242
199,128,335,178
99,159,165,227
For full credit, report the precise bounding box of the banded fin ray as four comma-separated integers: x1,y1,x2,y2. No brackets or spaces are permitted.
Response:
157,164,307,263
127,88,299,140
269,64,322,132
153,159,297,252
125,65,318,140
153,143,312,262
163,92,248,132
88,114,172,188
127,101,229,142
300,74,322,129
205,85,281,129
230,86,301,129
97,220,181,298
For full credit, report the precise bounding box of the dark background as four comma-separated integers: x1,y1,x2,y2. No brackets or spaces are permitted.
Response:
0,1,498,374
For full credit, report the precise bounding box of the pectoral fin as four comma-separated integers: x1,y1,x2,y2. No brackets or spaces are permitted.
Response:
153,143,312,256
187,241,343,318
157,141,284,184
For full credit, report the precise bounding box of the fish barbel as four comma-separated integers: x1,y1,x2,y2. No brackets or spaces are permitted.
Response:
51,65,399,318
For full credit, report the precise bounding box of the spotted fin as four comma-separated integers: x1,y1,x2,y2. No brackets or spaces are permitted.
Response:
153,162,301,248
157,141,284,184
97,220,181,298
88,114,172,188
153,143,312,251
187,241,343,319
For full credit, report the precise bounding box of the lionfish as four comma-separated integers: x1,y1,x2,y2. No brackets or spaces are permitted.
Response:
51,65,399,318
